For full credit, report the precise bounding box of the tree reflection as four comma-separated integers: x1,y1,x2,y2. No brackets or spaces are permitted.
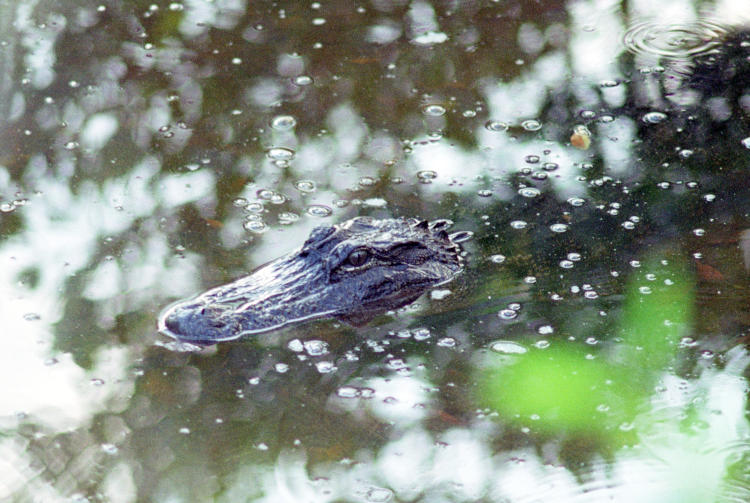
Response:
5,0,750,501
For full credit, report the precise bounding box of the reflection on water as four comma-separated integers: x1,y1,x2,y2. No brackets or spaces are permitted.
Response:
2,0,750,501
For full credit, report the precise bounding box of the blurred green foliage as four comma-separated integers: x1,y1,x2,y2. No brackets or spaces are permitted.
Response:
480,250,695,436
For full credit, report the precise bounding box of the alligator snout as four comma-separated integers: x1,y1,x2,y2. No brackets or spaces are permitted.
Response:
160,303,241,343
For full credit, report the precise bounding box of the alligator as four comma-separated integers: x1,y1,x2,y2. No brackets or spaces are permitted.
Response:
158,216,468,344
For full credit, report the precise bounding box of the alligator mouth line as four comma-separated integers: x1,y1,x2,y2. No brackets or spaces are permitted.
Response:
158,216,468,344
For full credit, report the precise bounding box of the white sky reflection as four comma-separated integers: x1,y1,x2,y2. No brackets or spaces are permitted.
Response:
3,0,750,500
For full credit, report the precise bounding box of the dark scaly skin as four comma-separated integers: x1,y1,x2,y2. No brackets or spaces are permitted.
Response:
158,217,468,344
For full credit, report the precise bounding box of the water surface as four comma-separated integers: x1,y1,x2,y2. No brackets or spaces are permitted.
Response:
2,0,750,501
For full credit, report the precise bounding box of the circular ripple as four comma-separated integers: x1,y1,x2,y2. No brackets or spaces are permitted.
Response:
622,20,729,59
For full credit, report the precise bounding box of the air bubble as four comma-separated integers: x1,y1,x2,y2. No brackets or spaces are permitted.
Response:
278,212,299,224
537,325,554,335
365,487,394,503
270,193,286,204
567,197,585,207
294,180,316,192
244,220,268,233
642,111,667,124
485,120,509,132
422,104,446,116
275,363,290,373
304,339,329,356
271,115,297,130
489,254,506,264
417,170,437,183
489,340,527,354
579,110,596,120
101,443,118,455
247,201,264,213
294,75,313,86
437,337,457,347
413,328,431,340
395,329,412,339
306,204,333,217
266,147,295,161
337,386,360,398
315,361,336,373
518,187,540,198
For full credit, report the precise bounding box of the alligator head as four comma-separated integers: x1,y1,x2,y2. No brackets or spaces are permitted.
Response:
158,217,467,344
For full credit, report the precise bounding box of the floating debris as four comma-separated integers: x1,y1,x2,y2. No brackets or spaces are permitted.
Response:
570,124,592,150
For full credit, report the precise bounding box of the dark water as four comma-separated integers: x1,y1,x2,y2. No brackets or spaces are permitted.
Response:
3,1,750,501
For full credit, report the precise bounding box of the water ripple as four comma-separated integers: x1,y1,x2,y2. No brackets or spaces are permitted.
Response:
623,20,729,59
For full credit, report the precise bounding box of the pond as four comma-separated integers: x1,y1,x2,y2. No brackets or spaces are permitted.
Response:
2,0,750,501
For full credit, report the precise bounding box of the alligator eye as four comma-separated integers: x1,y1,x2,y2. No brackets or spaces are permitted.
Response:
346,249,369,267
